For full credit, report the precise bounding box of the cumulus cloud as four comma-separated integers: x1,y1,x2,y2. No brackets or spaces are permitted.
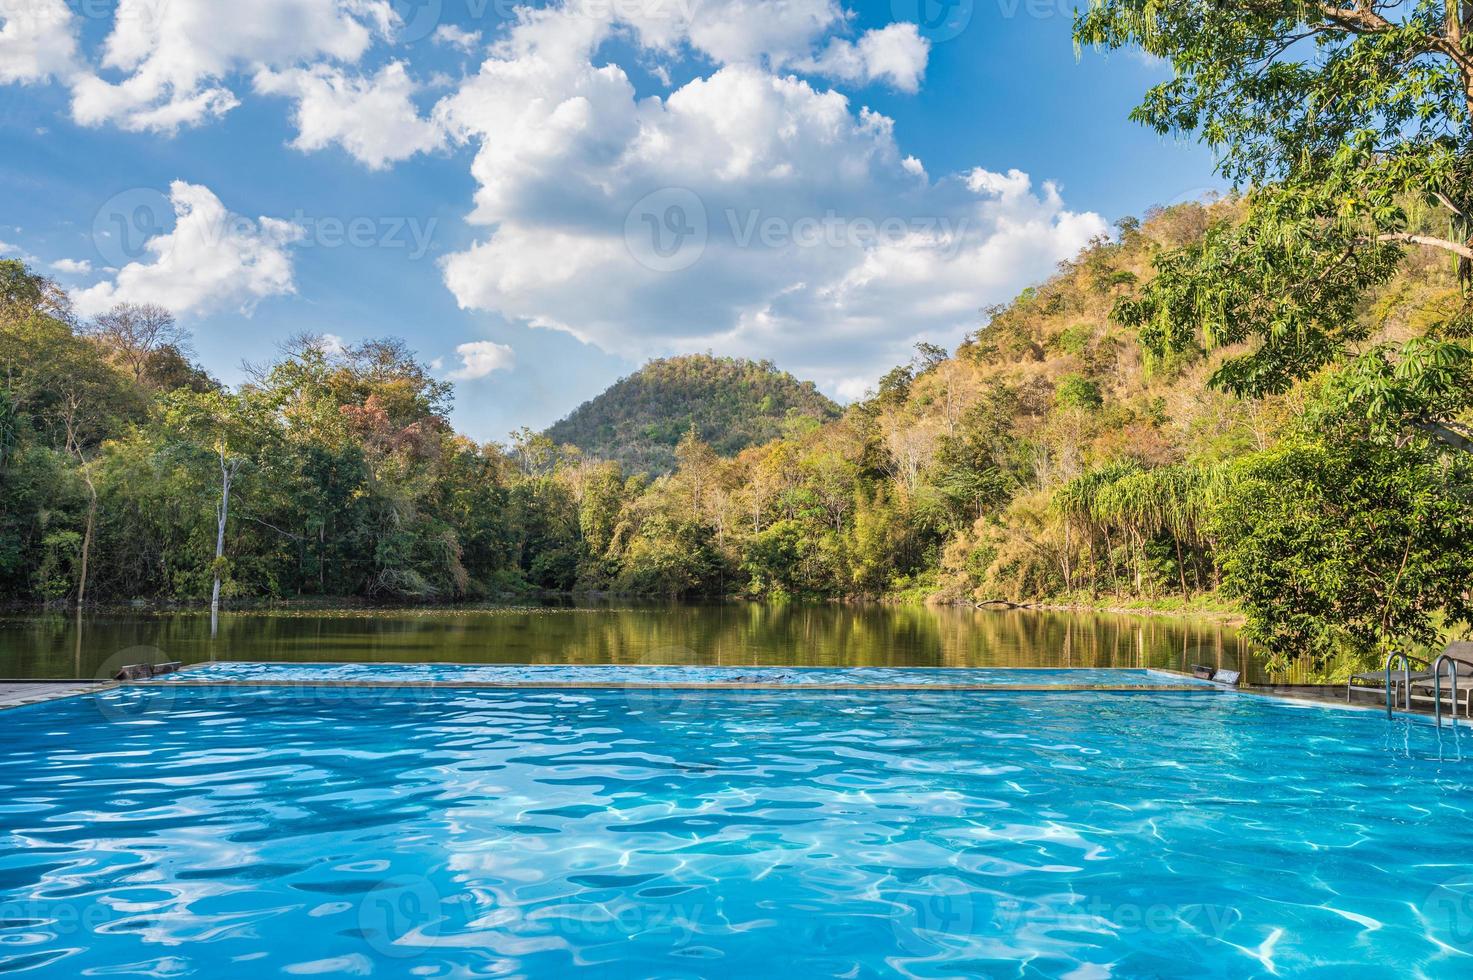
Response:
7,0,1101,393
50,258,93,275
0,0,79,84
432,25,482,53
622,0,845,66
436,8,1105,393
73,181,304,317
801,24,930,93
68,0,393,132
254,61,444,169
448,340,516,380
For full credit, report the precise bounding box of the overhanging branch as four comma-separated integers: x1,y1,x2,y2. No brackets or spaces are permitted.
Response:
1418,420,1473,455
1317,2,1473,73
1377,232,1473,260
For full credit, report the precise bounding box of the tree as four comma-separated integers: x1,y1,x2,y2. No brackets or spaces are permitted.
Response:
1076,1,1473,433
163,390,269,631
87,303,191,386
882,416,941,492
1211,440,1473,670
1,279,139,604
1054,375,1103,411
0,260,70,326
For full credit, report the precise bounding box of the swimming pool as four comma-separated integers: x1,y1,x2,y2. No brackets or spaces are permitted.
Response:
2,685,1470,976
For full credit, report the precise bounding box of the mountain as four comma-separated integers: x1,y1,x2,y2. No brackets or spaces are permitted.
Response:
546,355,841,473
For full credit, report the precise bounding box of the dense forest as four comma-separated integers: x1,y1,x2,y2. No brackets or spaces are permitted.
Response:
546,355,840,474
2,189,1469,672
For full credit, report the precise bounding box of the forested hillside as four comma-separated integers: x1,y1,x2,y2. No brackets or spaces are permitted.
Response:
3,189,1471,672
544,355,840,473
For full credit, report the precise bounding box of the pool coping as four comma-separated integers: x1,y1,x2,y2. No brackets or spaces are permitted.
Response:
0,680,117,710
3,671,1456,730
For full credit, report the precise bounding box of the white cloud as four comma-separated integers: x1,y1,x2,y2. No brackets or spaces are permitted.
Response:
435,8,1105,392
628,0,845,66
0,0,79,84
448,340,515,380
320,332,348,354
68,0,394,132
50,257,93,275
73,181,304,317
7,0,1099,394
254,61,444,169
432,25,482,53
801,24,930,93
0,239,38,264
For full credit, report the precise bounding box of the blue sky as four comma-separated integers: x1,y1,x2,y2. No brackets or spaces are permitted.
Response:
0,0,1219,442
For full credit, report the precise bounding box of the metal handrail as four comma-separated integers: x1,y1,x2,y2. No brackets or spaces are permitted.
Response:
1386,652,1412,718
1433,655,1460,729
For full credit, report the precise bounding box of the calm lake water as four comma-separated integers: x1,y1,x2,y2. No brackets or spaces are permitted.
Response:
0,603,1264,683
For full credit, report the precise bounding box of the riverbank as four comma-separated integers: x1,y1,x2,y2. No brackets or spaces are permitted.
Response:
8,591,1248,625
1028,595,1245,625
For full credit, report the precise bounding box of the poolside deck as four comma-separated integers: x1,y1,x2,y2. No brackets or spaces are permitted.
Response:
0,681,113,709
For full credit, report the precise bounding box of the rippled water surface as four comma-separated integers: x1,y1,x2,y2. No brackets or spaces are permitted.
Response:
162,661,1216,687
4,687,1473,977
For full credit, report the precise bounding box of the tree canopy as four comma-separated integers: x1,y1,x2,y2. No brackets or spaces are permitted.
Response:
1076,1,1473,434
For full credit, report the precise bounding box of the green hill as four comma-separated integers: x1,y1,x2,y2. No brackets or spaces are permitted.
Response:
546,355,840,473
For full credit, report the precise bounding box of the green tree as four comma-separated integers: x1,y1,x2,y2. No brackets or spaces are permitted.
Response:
162,389,273,625
1076,1,1473,426
1054,374,1103,411
1212,440,1473,669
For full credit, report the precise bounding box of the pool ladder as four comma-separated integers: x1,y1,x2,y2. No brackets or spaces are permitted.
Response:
1385,652,1411,718
1433,654,1460,729
1385,651,1460,728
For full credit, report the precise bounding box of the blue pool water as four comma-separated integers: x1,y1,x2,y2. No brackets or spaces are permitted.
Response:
3,687,1472,977
160,661,1213,687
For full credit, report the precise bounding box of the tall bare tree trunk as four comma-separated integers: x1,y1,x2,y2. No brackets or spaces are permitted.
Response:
77,466,96,607
1103,527,1121,596
1062,521,1073,593
62,393,96,609
211,452,237,638
1133,531,1144,595
1173,534,1191,598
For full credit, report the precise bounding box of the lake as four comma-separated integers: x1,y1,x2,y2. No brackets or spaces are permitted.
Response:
0,603,1264,683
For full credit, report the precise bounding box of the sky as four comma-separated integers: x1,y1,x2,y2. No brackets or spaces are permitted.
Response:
0,0,1221,443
